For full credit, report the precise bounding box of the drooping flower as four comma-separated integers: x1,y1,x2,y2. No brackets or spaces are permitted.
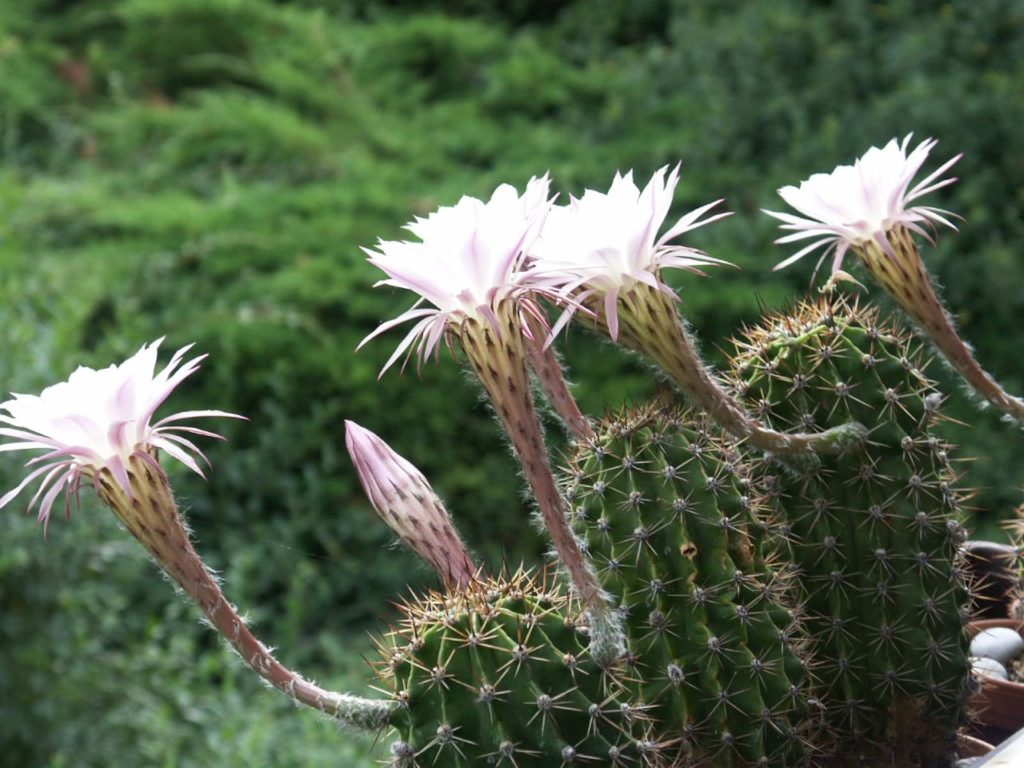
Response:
0,340,242,529
764,135,960,275
526,166,864,457
767,137,1024,425
0,343,390,726
345,420,476,586
526,164,731,341
359,175,560,375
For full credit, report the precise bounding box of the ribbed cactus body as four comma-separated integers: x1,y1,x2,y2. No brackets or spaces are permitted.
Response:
377,570,657,768
731,296,970,767
564,406,808,767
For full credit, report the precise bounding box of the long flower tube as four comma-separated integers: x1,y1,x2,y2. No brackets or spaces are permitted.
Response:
0,342,392,729
522,309,595,442
457,302,608,616
576,278,867,455
765,134,1024,423
359,178,622,664
526,165,867,457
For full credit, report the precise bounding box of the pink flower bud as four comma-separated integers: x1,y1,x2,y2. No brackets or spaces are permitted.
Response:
345,421,476,586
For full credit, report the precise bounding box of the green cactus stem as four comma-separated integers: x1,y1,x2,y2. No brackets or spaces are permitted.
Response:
563,405,810,767
375,568,658,768
730,294,971,768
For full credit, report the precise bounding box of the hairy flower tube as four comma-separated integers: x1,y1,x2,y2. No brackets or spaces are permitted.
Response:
0,342,392,729
345,420,477,586
527,165,866,457
766,135,1024,423
521,309,594,441
359,178,620,663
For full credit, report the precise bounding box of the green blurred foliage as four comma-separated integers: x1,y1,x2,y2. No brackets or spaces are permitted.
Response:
0,0,1022,765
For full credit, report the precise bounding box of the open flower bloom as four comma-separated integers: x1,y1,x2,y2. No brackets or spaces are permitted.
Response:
767,136,1024,425
523,166,867,457
525,164,731,341
345,420,476,586
764,135,960,275
358,175,563,375
0,340,242,529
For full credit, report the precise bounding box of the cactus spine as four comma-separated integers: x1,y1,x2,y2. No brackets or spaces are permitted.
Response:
730,295,971,767
563,406,810,767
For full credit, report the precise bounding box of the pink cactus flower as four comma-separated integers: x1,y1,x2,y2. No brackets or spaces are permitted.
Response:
0,340,242,530
358,175,564,375
525,164,731,341
764,135,960,275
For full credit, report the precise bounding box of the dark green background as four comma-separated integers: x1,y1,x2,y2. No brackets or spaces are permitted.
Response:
1,1,1022,765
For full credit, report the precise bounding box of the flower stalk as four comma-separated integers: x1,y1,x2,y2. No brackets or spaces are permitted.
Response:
97,453,393,730
576,279,867,456
0,340,393,731
458,304,618,662
522,310,594,442
858,227,1024,420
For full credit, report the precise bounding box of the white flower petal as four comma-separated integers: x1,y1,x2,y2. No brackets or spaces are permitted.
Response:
0,462,65,511
526,166,729,321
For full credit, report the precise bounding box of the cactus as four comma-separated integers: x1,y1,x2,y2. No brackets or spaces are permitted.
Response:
375,569,660,768
562,405,810,767
6,159,1005,768
730,295,971,767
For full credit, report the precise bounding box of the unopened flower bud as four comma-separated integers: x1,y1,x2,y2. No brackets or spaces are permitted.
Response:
345,421,476,586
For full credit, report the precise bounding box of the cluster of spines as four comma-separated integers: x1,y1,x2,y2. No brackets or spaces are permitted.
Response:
563,405,810,767
375,568,660,767
729,295,971,767
1008,505,1024,622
